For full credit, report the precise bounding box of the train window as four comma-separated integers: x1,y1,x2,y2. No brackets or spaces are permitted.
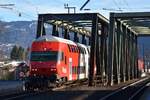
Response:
72,46,75,53
81,47,83,54
81,47,83,53
76,47,79,53
81,48,83,54
68,45,71,52
80,66,85,74
65,56,67,64
75,46,77,52
73,67,77,74
76,46,78,53
83,48,85,54
84,48,86,54
69,45,72,52
78,47,80,53
72,46,76,53
76,66,78,73
79,47,81,53
71,45,74,52
73,46,76,53
74,46,77,53
31,51,58,61
80,47,83,53
73,67,75,74
81,47,84,54
87,47,90,54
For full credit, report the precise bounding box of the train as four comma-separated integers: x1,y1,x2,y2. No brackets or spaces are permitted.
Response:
25,35,93,90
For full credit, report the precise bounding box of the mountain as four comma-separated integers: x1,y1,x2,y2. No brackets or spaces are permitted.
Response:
0,21,37,60
0,21,37,48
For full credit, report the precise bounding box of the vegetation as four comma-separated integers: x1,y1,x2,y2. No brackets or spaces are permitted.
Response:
2,71,14,80
10,45,27,60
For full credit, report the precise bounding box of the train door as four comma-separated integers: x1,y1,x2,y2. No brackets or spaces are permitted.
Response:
79,54,85,79
69,58,72,80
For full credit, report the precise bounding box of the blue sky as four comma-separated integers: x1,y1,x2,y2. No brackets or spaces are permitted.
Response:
0,0,149,21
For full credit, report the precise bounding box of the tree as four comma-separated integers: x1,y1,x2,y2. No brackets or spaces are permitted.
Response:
10,45,26,60
18,46,24,60
10,45,19,60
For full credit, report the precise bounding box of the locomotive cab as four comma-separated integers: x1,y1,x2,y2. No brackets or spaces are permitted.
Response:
30,51,64,82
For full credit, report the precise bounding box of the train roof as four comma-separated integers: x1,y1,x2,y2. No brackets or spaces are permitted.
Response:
35,35,77,45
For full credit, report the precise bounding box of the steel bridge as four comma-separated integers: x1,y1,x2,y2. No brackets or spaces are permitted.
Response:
108,12,150,86
36,12,150,86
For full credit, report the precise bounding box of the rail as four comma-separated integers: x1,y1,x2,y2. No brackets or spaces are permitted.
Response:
100,77,150,100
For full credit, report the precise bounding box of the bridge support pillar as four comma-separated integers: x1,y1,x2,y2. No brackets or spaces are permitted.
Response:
108,13,115,86
52,25,59,36
64,29,70,39
82,34,86,44
89,14,98,86
74,32,79,42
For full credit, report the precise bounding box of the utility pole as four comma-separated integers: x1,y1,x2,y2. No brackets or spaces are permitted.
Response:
64,3,76,14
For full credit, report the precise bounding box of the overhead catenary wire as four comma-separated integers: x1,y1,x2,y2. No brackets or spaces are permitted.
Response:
122,0,132,10
0,2,38,21
23,0,39,14
13,1,39,20
13,7,38,20
1,1,150,21
102,8,123,11
102,7,150,11
112,0,123,12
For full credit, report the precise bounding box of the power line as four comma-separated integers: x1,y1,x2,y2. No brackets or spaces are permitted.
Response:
0,6,13,10
122,0,132,10
0,3,14,10
0,6,37,21
10,1,38,20
23,0,39,14
0,4,14,6
80,0,90,11
13,7,38,20
112,0,123,12
93,6,150,12
102,8,123,11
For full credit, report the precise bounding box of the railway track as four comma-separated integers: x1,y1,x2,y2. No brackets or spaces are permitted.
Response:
1,77,149,100
0,79,88,100
100,77,150,100
0,91,34,100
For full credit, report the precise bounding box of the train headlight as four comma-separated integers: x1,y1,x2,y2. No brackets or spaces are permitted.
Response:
50,68,56,71
32,68,37,71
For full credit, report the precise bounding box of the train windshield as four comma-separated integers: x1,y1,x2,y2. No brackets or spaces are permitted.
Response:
30,51,58,62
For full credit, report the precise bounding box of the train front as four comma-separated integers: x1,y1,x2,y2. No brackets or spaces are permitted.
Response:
26,39,62,90
30,41,61,82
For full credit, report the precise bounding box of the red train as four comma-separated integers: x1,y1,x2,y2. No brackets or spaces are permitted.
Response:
25,35,91,89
